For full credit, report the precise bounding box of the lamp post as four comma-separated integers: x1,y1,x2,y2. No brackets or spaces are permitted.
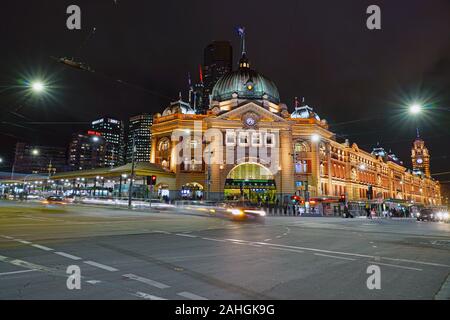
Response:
128,135,136,208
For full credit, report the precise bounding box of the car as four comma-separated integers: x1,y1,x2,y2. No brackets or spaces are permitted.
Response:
416,208,436,222
435,210,449,222
218,201,266,222
42,196,67,205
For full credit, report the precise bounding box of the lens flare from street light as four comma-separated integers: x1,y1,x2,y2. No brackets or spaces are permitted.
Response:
31,81,45,93
31,149,39,156
409,104,422,114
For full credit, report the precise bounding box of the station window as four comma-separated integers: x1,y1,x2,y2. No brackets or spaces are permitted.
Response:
238,132,249,146
251,132,262,147
265,133,276,147
225,131,236,146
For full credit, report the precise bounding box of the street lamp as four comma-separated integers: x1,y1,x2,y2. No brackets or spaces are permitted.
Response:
30,81,45,93
31,148,39,156
409,103,422,115
311,134,320,143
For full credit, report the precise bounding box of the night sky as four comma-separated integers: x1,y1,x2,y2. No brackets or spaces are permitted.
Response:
1,1,449,183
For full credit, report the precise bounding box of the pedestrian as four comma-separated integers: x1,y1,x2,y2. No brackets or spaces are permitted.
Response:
344,205,353,218
365,206,371,219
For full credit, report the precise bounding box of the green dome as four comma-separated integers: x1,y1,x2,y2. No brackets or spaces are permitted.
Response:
211,67,280,104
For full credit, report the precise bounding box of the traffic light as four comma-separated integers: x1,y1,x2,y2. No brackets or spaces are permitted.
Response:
146,176,157,186
291,195,301,204
339,194,346,203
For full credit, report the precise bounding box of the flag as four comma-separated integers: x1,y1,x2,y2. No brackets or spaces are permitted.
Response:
236,26,245,37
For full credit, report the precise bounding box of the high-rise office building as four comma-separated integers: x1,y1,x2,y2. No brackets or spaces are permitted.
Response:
13,142,67,175
126,114,153,163
91,117,125,167
68,131,107,170
201,41,233,113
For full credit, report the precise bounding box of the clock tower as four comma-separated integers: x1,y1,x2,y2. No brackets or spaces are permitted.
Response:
411,129,430,177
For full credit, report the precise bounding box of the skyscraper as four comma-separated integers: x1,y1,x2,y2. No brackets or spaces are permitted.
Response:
201,41,233,113
91,117,125,167
126,114,153,163
13,142,67,175
68,131,107,170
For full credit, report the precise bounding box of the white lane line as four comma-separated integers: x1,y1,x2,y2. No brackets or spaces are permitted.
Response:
123,273,170,289
16,239,32,244
175,233,197,238
31,244,54,251
202,237,226,242
55,252,82,260
314,253,356,261
177,291,208,300
84,261,118,272
134,291,167,300
368,261,423,271
152,230,170,234
0,269,37,276
263,239,272,242
1,235,13,239
268,247,304,254
252,241,450,268
86,280,101,285
226,238,245,242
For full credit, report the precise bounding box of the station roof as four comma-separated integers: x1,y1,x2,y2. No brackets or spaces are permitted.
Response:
51,162,175,180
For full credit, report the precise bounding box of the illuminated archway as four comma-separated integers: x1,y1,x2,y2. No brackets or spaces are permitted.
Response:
226,162,274,180
224,162,276,203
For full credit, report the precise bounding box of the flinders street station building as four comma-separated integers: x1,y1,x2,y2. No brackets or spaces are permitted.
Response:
151,49,441,213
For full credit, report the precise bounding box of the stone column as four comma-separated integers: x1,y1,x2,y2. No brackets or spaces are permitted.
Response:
279,130,295,197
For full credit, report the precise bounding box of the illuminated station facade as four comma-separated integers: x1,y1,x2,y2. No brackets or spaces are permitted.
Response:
151,50,441,211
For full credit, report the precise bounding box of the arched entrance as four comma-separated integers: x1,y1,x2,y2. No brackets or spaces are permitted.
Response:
181,182,204,200
224,163,276,203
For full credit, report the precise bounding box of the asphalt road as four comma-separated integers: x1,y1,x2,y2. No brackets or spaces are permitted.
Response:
0,200,449,300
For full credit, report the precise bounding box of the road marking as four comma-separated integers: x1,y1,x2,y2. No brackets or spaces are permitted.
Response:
152,230,170,234
134,291,167,300
202,237,226,242
123,273,170,289
268,247,304,254
86,280,101,285
263,239,272,242
55,252,82,260
177,291,208,300
84,261,118,272
368,261,423,271
16,239,32,244
1,235,13,239
0,269,37,276
0,255,55,274
314,253,356,261
251,241,450,268
175,233,197,238
226,238,245,242
31,244,54,251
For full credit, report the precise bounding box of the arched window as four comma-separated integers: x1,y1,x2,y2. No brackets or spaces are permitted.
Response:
157,138,171,168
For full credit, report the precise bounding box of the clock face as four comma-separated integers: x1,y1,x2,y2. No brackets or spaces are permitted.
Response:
416,158,423,164
245,117,256,126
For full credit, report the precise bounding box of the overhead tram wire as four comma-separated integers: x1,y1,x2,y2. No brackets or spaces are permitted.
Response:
50,26,174,102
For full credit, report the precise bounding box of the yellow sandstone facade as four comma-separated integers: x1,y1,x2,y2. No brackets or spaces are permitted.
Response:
151,53,441,208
